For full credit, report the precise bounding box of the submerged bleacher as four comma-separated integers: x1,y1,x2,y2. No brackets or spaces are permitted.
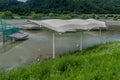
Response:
0,20,28,45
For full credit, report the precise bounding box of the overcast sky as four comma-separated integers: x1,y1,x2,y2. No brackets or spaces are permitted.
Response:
17,0,27,2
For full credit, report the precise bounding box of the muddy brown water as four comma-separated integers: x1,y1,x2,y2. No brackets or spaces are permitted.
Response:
0,20,120,70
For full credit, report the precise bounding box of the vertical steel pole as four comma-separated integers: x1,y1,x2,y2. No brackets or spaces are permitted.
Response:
99,27,102,44
2,32,5,46
52,33,55,59
80,31,83,51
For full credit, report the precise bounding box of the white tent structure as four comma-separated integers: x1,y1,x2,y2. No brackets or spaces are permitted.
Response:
86,19,107,29
30,19,107,32
29,19,107,58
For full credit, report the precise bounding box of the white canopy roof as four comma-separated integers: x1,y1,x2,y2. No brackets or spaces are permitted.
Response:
30,19,107,33
86,19,107,29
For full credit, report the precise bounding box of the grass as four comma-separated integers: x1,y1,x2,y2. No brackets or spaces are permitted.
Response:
1,13,120,20
1,41,120,80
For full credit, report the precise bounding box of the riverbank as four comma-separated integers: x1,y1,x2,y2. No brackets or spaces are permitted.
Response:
100,19,120,22
0,19,120,71
0,41,120,80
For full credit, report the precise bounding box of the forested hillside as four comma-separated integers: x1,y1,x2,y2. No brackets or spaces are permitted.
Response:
0,0,120,15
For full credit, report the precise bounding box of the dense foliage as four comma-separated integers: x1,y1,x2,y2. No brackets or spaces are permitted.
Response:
1,0,120,15
1,41,120,80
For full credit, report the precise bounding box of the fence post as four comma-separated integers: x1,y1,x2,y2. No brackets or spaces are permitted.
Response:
52,33,55,59
80,30,83,51
99,27,102,44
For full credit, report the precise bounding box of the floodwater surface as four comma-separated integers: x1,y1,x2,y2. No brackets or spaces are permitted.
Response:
0,20,120,70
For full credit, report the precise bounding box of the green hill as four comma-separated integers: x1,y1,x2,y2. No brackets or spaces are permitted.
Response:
1,0,120,15
0,41,120,80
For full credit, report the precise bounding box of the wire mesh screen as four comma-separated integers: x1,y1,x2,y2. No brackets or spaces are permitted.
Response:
55,32,81,56
53,28,120,58
0,20,120,60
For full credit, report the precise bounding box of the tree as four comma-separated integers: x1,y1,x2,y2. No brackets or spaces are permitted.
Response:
2,11,14,19
1,0,120,15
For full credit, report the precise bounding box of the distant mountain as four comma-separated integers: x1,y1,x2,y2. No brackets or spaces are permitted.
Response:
0,0,120,15
24,0,120,14
0,0,22,11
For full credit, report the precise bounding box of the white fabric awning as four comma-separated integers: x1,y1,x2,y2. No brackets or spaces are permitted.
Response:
29,19,107,32
86,19,107,29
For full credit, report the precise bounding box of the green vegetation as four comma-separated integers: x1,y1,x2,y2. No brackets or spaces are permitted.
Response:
1,41,120,80
0,9,120,20
113,15,119,20
1,0,120,15
1,11,14,19
30,12,44,19
0,12,120,20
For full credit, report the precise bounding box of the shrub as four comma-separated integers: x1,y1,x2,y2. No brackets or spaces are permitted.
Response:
48,13,55,17
68,13,77,18
62,14,72,19
104,14,109,19
113,15,118,20
20,16,29,19
0,14,3,19
31,12,44,19
90,14,97,19
80,14,89,19
2,11,14,19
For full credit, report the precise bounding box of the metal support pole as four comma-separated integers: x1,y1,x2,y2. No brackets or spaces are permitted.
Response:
52,33,55,59
2,30,5,46
80,31,83,51
99,27,102,44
